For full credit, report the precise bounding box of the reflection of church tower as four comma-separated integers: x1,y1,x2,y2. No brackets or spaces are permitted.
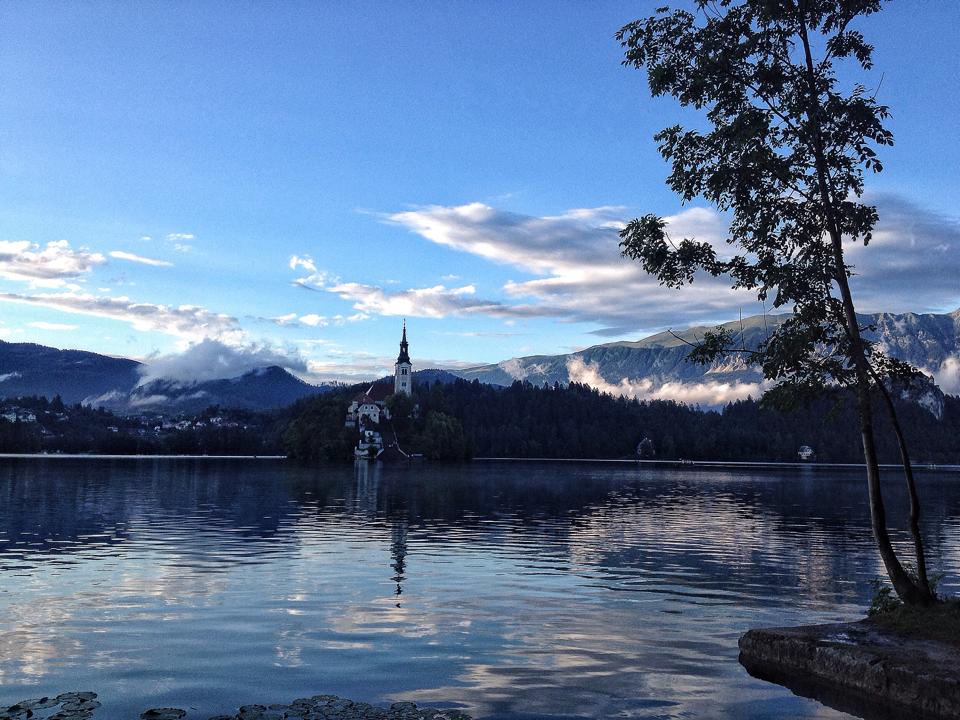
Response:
390,519,408,605
394,320,412,395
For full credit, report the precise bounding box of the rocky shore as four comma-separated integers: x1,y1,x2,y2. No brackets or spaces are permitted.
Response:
1,694,471,720
739,621,960,719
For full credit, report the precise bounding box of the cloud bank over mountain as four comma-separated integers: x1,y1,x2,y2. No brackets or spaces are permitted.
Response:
137,339,307,385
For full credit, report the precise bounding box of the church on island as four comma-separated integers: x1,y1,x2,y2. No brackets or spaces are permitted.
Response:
345,322,413,460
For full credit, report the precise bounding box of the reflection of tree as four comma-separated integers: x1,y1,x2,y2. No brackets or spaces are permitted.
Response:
2,459,958,599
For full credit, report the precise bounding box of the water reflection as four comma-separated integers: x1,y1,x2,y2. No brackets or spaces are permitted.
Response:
0,458,957,719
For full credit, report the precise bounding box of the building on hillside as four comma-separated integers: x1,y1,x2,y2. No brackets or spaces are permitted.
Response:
345,381,394,428
355,428,384,459
798,445,816,461
345,322,413,430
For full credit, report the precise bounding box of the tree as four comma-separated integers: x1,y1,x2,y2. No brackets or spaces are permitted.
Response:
386,391,416,435
423,411,469,461
616,0,933,603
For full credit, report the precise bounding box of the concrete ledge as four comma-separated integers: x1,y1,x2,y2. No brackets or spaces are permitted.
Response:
739,621,960,719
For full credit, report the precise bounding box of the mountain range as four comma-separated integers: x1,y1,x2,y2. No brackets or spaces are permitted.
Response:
0,341,329,414
1,308,957,414
451,309,960,405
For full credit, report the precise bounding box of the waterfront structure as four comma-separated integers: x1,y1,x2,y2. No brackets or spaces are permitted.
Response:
355,428,384,459
798,445,815,461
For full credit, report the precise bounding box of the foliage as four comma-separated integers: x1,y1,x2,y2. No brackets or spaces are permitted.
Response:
616,0,933,603
419,411,470,461
867,580,902,617
401,379,956,462
867,598,960,647
616,0,901,400
283,395,355,462
386,392,416,435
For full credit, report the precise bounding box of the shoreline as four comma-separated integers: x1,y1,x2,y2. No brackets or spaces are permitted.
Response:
739,620,960,719
0,453,957,472
475,457,960,472
0,693,470,720
0,453,287,460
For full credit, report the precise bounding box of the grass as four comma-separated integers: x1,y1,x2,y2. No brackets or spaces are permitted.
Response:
866,598,960,647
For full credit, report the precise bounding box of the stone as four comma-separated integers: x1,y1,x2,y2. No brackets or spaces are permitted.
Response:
740,620,960,720
140,709,187,720
54,695,96,705
4,692,471,720
13,698,59,712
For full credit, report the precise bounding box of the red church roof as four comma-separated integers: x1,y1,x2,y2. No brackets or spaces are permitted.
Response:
356,380,394,404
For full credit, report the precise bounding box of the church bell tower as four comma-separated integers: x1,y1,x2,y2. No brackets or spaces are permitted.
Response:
394,320,412,395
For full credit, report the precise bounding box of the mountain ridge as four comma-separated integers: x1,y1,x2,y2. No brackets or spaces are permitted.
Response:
0,340,329,414
451,309,960,402
1,308,957,413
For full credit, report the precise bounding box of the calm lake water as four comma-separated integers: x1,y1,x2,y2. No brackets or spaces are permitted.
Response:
1,459,958,719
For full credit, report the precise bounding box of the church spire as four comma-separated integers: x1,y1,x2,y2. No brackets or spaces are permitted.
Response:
394,320,412,395
396,319,410,365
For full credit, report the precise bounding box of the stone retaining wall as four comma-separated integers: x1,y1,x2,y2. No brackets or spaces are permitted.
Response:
739,621,960,719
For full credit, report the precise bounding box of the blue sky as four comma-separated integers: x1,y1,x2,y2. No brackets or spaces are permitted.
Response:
1,1,958,382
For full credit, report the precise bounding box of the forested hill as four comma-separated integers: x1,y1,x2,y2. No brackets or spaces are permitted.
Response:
285,379,960,464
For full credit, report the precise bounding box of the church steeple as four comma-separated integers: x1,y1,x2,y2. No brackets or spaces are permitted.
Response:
394,320,412,395
396,320,410,365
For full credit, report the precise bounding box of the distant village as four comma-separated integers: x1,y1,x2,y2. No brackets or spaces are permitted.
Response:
0,394,283,455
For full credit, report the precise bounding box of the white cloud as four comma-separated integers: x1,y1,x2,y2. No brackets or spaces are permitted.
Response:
303,352,475,384
0,372,22,382
929,355,960,396
138,338,307,385
270,311,368,328
566,357,769,406
845,193,960,313
0,291,242,342
385,195,960,335
164,233,195,252
0,239,105,288
299,313,327,327
290,255,317,273
109,250,173,267
327,282,545,320
271,312,299,326
28,321,78,331
386,203,749,334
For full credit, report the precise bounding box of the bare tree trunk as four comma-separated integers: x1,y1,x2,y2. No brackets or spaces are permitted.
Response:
796,10,925,604
869,369,933,600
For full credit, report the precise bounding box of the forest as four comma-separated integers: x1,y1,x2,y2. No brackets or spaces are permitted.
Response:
2,378,956,463
283,378,960,464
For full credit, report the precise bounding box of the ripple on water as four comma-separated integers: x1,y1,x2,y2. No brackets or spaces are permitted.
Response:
0,459,957,720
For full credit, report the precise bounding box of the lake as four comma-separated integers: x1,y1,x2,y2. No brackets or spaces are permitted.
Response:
1,458,958,719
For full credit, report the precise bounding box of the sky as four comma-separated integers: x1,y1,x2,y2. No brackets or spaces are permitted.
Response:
0,1,958,383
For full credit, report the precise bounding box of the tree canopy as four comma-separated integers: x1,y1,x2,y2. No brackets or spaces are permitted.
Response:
616,0,934,603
